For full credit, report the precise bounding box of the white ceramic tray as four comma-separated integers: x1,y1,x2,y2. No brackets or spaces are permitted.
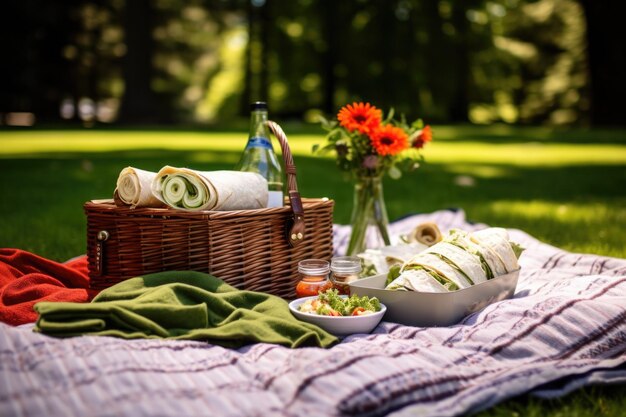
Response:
348,269,519,327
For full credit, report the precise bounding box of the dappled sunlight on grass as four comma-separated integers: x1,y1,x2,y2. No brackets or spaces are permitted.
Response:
426,141,626,166
440,164,514,179
0,131,327,158
487,200,626,225
0,131,245,154
2,130,625,167
469,199,626,257
1,127,625,260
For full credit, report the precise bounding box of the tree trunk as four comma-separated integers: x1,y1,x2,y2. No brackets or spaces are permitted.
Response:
240,0,253,116
321,0,336,115
448,2,471,122
118,0,160,124
259,1,269,103
422,0,447,121
580,1,626,126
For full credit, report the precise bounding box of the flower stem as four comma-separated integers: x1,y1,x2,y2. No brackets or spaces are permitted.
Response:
346,176,391,255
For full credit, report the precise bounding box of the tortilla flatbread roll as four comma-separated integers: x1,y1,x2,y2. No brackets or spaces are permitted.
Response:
471,228,519,272
408,222,443,246
468,239,508,277
405,252,473,289
424,242,488,284
388,268,449,293
115,167,162,208
381,244,428,266
448,229,508,277
152,166,268,211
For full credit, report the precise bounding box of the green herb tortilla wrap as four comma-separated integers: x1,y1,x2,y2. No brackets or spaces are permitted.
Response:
386,227,524,292
115,167,163,208
471,228,520,272
152,166,268,211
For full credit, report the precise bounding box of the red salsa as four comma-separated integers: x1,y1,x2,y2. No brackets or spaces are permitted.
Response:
295,277,332,298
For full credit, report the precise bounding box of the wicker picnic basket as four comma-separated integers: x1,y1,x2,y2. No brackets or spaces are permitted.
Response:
84,121,334,299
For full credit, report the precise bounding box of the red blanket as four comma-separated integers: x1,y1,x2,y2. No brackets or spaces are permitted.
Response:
0,249,97,326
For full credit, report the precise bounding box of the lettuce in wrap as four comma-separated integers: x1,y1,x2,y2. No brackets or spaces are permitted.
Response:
151,166,268,211
386,227,524,292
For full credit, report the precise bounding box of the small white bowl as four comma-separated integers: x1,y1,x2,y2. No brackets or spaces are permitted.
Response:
288,296,386,336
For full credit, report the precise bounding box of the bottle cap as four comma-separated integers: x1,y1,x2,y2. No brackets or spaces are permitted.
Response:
250,101,268,111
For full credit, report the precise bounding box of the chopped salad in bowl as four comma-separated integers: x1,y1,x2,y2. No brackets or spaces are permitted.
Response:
298,289,381,316
289,289,386,336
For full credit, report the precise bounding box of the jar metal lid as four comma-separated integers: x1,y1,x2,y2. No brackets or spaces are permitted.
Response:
331,256,362,274
298,259,330,276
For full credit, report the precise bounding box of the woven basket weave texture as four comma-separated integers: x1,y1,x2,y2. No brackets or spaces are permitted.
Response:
84,121,334,299
85,199,333,298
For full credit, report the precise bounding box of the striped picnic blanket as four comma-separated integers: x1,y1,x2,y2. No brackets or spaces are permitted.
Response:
1,210,625,417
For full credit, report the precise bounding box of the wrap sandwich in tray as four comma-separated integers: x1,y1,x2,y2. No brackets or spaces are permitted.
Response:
386,227,524,292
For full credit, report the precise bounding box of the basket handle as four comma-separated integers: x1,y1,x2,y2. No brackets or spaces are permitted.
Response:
267,120,305,248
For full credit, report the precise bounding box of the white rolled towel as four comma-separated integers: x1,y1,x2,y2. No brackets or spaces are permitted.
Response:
151,166,268,211
115,167,162,208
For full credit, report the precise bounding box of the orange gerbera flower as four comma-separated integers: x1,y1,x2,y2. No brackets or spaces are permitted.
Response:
412,125,432,149
337,102,382,134
369,124,409,156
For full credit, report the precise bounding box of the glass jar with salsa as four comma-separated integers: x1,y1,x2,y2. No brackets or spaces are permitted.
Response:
330,256,362,295
295,259,331,298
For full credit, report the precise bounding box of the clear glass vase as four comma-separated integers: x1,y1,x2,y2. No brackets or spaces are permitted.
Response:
345,176,391,255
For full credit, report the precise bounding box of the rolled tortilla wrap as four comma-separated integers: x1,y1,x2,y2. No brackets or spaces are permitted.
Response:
424,242,488,284
385,227,523,293
400,222,443,247
387,268,448,293
471,228,519,272
381,243,428,266
405,252,473,289
448,229,507,278
152,166,268,211
467,239,508,277
415,222,443,246
358,243,429,276
115,167,162,208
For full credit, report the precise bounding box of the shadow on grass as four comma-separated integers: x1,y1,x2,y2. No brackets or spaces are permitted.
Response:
1,149,625,259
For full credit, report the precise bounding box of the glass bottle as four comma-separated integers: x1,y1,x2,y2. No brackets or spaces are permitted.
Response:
295,259,331,298
235,101,284,208
330,256,362,295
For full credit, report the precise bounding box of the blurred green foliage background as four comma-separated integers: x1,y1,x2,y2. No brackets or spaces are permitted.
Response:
2,0,624,127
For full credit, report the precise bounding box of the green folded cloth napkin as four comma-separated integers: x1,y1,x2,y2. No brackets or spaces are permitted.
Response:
34,271,338,348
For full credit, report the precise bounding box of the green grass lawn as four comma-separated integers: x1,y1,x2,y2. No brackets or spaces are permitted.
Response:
1,124,625,415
